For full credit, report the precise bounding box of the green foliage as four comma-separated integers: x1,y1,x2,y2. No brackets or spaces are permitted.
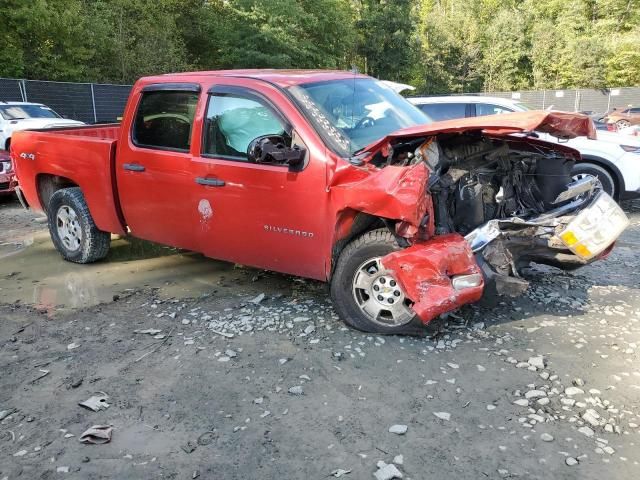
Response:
0,0,637,91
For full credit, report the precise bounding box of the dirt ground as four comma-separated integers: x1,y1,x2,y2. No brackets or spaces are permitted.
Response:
1,194,639,480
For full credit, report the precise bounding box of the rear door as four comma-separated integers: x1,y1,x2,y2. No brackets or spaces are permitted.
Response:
189,79,328,279
417,102,470,121
115,83,202,250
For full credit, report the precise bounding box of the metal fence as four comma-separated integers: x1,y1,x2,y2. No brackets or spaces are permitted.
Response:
1,77,639,123
476,87,639,114
0,78,132,123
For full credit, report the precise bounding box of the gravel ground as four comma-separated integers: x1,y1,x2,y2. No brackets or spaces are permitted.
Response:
1,195,639,479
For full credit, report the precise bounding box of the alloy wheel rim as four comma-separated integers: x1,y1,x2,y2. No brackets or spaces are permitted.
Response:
351,257,414,327
56,205,82,252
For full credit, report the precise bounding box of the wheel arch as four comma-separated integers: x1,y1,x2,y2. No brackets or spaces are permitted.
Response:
36,174,79,214
329,210,386,280
577,155,625,202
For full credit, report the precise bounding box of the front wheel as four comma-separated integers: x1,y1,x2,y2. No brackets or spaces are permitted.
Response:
572,163,616,198
330,229,421,334
48,187,111,263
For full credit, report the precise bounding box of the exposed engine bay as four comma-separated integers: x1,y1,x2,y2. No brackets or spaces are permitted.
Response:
373,131,629,297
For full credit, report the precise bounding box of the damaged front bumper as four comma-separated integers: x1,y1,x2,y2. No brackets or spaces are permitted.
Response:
381,187,629,325
466,189,629,297
381,234,484,323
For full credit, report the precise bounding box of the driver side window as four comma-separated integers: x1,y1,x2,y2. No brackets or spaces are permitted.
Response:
203,91,287,160
132,91,199,152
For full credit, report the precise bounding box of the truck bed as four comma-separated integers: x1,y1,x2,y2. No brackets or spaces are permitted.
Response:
38,123,121,140
11,124,126,235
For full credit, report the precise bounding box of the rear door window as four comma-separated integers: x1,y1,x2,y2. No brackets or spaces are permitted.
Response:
417,103,467,121
475,103,515,116
133,91,199,151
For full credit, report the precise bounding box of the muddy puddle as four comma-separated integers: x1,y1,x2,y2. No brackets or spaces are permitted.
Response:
0,233,250,313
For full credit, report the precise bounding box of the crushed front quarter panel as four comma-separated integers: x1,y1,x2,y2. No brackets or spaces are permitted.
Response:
330,161,431,236
380,234,484,324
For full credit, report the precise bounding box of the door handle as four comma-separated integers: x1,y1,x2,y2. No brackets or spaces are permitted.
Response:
123,163,145,172
195,177,225,187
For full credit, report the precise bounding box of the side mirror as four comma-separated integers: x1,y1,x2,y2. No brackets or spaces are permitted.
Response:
247,135,306,171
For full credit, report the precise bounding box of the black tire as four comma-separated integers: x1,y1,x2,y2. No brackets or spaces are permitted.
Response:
330,229,423,335
572,163,616,198
47,187,111,263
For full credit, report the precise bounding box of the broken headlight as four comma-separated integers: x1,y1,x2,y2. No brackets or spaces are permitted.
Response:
557,192,629,260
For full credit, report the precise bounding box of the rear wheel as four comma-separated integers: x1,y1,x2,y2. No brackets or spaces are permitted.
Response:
48,187,111,263
571,163,616,198
615,119,631,129
330,229,420,334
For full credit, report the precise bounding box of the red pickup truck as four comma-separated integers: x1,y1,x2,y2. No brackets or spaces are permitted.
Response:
12,70,629,334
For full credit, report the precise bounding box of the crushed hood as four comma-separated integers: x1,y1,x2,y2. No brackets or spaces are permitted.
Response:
357,111,596,161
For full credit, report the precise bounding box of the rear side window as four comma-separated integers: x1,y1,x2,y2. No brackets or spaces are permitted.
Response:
417,103,467,121
476,103,514,116
203,92,287,160
133,91,199,151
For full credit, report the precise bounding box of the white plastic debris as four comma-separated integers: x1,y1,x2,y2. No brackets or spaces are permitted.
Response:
78,392,110,412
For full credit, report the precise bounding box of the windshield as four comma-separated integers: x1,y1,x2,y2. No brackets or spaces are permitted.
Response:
0,104,61,120
288,78,430,156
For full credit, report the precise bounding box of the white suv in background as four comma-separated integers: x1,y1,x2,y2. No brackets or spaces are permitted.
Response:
408,95,640,201
0,102,84,151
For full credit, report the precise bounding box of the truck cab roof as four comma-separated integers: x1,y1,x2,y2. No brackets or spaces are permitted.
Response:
146,69,370,88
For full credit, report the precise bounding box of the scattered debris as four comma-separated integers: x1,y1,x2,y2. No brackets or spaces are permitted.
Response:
67,342,80,350
330,468,351,477
30,369,50,384
181,441,197,453
79,425,113,444
79,392,110,412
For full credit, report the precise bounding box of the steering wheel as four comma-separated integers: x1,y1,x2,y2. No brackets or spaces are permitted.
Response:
354,116,376,130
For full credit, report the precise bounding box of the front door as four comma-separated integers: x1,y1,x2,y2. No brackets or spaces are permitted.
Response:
115,84,202,251
191,82,328,279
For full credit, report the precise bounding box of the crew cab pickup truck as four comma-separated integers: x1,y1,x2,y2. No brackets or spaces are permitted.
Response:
12,70,629,334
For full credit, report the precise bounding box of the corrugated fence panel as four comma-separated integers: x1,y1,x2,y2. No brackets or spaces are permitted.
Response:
24,80,95,123
610,87,638,111
0,78,24,102
576,89,609,114
93,84,132,123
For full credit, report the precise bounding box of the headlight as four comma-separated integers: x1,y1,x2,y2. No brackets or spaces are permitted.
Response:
558,192,629,259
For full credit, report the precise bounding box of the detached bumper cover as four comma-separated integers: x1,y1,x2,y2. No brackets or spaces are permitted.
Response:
381,234,484,324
